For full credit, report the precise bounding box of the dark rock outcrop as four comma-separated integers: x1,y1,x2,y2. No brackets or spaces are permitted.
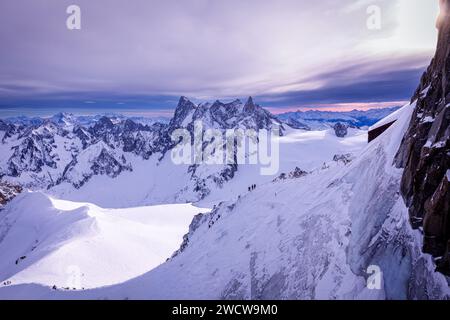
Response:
395,0,450,274
243,96,256,114
283,118,311,130
0,181,22,207
333,122,348,137
7,133,57,176
239,97,285,135
169,96,197,129
90,148,131,178
333,153,354,165
274,167,308,181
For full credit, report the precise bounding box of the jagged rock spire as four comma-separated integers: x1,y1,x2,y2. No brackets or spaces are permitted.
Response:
243,96,256,113
170,96,196,127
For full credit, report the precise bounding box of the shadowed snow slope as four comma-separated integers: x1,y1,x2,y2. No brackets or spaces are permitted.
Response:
0,193,209,289
1,101,448,299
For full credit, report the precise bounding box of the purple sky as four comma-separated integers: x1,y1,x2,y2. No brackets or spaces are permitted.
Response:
0,0,440,116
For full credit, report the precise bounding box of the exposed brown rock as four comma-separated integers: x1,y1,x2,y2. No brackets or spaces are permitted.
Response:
395,0,450,274
0,180,22,207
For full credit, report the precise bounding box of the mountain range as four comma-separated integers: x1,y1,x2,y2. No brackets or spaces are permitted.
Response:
0,97,402,207
0,1,449,299
277,107,401,130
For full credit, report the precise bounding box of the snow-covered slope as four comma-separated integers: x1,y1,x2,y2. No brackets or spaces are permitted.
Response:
0,192,209,289
1,101,447,299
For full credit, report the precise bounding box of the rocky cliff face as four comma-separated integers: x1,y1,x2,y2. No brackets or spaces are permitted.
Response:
395,0,450,274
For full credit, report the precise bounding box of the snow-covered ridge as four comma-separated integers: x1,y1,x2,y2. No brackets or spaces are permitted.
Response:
0,191,209,289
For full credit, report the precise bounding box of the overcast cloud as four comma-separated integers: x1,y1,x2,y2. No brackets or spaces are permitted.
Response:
0,0,440,114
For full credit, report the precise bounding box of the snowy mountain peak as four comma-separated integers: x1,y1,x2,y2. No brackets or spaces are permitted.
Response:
178,95,191,105
89,116,115,137
50,112,75,127
167,95,283,133
170,96,197,128
243,96,256,113
96,116,114,128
